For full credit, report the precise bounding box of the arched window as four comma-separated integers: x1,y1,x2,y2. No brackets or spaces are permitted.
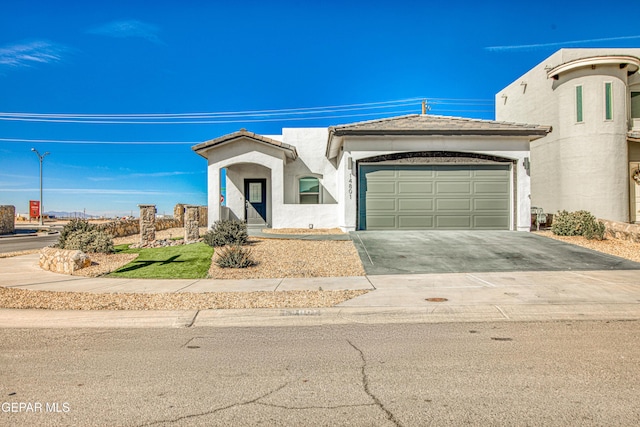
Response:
299,176,320,204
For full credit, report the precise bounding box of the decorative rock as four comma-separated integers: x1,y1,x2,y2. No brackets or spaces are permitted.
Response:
40,247,91,274
600,219,640,243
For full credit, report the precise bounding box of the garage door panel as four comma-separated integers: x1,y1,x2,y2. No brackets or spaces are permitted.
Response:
368,170,396,177
367,182,396,193
398,169,434,178
399,198,433,210
473,168,510,177
436,215,472,228
398,181,433,194
436,182,471,194
366,198,395,211
366,216,396,229
361,164,511,230
475,199,509,211
398,215,433,228
474,181,509,194
436,169,472,177
474,216,509,228
436,198,472,211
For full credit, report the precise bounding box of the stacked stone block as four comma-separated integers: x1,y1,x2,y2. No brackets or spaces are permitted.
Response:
184,205,200,242
139,205,156,246
0,205,15,235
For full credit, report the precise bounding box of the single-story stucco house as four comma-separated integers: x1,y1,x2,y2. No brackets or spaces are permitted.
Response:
496,48,640,223
192,114,549,231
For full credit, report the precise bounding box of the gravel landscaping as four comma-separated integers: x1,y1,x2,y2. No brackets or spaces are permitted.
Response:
209,238,365,279
535,231,640,263
0,287,369,310
261,228,345,235
0,227,368,310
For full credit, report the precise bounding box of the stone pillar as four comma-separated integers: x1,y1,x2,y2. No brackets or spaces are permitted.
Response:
184,205,200,242
198,206,208,227
0,205,15,235
173,203,185,224
139,204,156,246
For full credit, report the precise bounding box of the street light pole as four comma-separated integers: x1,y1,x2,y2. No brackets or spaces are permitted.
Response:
31,148,50,226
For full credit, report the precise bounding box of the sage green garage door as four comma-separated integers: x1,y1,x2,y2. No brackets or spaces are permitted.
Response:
359,164,511,230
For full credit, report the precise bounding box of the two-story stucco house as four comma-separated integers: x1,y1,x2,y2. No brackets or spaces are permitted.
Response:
192,115,549,231
496,48,640,223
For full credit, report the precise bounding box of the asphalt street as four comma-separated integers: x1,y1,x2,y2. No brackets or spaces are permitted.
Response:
0,233,60,253
1,321,639,426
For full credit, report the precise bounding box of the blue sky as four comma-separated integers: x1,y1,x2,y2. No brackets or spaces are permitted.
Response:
2,1,640,217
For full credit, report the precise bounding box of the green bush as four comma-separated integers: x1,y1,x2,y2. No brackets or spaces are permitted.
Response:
64,229,115,254
56,219,114,253
204,220,248,247
56,219,95,249
551,210,605,240
216,245,255,268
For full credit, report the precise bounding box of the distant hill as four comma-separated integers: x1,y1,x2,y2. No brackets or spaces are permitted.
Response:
45,211,99,219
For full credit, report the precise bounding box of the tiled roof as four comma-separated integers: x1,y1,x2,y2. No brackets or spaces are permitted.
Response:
329,114,551,136
192,129,298,159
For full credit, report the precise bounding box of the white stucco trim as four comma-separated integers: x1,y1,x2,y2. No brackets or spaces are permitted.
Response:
547,55,640,80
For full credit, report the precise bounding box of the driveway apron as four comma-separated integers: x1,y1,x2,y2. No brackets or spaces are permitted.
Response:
350,230,640,275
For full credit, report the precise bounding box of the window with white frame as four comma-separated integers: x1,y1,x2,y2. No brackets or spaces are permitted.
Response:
299,176,320,204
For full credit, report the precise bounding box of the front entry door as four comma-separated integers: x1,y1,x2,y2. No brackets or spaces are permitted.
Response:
244,179,267,226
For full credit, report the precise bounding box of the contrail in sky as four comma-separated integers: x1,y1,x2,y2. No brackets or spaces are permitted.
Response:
486,35,640,52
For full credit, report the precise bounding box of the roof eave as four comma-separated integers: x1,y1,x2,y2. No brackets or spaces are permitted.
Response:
331,128,551,138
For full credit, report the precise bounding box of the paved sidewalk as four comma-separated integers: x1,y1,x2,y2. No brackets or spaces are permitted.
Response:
1,253,640,328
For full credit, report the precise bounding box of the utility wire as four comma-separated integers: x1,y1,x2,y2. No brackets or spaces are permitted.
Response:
0,97,494,124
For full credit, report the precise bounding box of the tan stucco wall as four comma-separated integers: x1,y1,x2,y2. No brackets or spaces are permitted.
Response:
496,48,640,222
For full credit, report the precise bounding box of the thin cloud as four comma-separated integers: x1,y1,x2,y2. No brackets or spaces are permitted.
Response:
88,19,163,44
0,188,166,195
486,35,640,52
129,171,199,178
0,40,67,68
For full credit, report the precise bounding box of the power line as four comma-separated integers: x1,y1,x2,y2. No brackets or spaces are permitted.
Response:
0,97,494,124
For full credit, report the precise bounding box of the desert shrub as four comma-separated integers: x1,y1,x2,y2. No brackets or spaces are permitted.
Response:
204,220,248,247
56,219,95,249
216,245,255,268
64,229,115,254
551,210,605,240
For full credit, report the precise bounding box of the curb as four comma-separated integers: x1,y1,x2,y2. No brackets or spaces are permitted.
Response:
1,303,639,328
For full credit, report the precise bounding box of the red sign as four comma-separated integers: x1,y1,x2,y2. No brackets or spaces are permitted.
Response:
30,200,40,219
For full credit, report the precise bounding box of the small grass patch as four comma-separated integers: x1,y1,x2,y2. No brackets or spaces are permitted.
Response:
109,243,214,279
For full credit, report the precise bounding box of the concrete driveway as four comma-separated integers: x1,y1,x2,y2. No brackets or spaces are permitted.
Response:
350,230,640,275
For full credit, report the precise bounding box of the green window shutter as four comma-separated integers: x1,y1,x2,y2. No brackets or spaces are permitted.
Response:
576,86,583,123
605,82,613,120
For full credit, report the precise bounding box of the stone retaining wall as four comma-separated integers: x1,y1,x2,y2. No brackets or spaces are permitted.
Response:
600,219,640,243
0,205,15,235
39,247,91,274
96,218,182,238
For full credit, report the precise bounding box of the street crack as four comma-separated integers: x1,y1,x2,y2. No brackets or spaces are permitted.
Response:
347,340,403,427
140,384,287,427
137,383,288,426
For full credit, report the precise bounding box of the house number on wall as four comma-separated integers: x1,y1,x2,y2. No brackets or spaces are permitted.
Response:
348,175,353,199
